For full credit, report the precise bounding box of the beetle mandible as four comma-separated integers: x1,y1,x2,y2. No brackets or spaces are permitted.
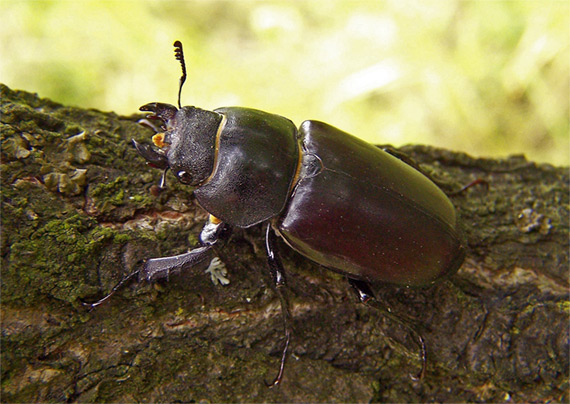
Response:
120,41,466,386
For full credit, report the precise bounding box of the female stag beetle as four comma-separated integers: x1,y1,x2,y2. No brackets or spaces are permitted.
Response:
103,41,466,386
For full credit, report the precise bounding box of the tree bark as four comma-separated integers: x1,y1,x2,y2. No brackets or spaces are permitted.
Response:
1,84,568,403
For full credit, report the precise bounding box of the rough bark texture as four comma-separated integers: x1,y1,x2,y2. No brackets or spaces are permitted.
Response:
1,84,568,403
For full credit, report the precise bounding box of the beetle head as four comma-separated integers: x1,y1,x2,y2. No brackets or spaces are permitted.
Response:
132,41,223,188
133,102,223,187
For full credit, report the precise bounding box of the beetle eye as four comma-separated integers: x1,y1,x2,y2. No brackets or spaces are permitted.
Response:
177,170,192,184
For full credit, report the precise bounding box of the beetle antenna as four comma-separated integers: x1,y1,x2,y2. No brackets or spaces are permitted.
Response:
173,40,187,109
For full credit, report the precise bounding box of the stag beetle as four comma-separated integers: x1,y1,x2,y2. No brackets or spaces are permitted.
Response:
95,41,467,386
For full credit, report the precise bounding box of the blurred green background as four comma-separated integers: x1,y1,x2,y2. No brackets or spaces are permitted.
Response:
1,0,568,165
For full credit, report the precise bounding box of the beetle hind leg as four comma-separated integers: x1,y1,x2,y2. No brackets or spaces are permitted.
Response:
264,223,293,387
348,278,427,381
383,147,488,196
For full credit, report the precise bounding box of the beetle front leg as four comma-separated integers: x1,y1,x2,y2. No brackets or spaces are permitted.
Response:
140,215,231,282
84,216,230,309
264,223,292,387
138,246,213,282
348,278,427,381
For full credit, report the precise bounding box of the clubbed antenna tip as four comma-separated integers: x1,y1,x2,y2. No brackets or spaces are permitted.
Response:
173,40,187,109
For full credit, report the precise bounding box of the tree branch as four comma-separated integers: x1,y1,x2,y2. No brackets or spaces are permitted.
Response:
1,84,568,403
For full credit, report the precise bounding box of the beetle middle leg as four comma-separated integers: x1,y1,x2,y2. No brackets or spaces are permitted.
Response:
264,223,293,387
348,278,427,381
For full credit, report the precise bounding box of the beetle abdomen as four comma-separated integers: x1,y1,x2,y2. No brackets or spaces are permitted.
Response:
277,121,465,287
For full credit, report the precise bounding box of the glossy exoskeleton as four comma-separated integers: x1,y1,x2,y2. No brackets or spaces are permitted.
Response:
116,41,466,386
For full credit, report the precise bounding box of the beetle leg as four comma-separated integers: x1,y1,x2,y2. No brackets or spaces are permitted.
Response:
383,146,451,194
199,215,231,246
382,147,426,174
138,246,213,282
264,223,292,387
348,278,427,381
383,146,488,196
140,215,231,282
446,178,489,196
265,223,286,287
84,216,231,308
82,268,141,309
